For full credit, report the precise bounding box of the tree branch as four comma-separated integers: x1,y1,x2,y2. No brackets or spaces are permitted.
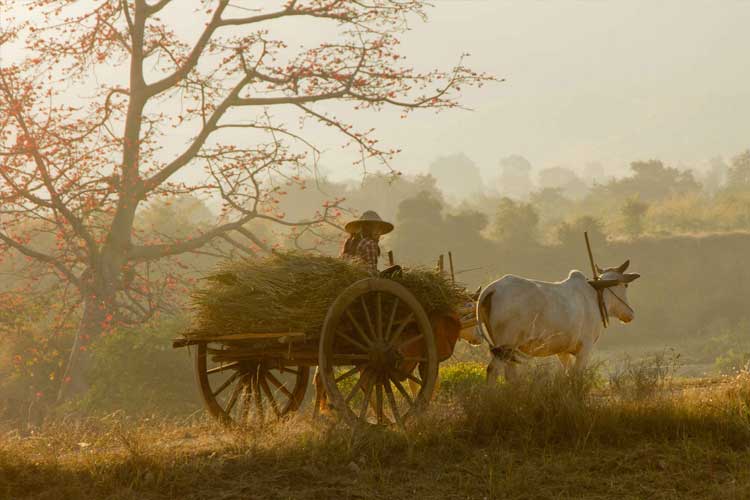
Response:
128,215,254,261
0,231,80,288
143,0,230,97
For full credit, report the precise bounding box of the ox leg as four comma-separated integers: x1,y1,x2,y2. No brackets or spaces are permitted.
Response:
503,362,519,384
557,353,575,374
409,363,440,399
572,347,592,373
486,357,504,386
312,368,329,418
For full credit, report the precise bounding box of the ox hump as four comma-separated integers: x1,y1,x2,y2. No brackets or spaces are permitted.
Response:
567,270,588,281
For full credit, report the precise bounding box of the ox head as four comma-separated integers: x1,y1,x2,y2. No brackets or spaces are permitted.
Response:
588,260,640,324
459,324,484,346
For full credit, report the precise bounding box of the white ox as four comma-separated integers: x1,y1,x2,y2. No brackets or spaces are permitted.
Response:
476,260,640,384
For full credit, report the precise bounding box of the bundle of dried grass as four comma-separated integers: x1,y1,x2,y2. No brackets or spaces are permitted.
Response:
188,252,469,338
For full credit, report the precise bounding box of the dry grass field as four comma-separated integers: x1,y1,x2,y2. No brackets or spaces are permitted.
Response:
2,367,750,500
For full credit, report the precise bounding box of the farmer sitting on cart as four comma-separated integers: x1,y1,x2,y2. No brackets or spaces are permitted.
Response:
341,210,393,273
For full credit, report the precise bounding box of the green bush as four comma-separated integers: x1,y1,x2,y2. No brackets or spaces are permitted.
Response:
79,316,201,416
439,362,485,395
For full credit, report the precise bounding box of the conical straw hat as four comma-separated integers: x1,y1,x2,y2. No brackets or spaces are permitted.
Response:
344,210,394,235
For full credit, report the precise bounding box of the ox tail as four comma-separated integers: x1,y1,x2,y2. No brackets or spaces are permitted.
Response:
475,286,528,364
475,288,495,346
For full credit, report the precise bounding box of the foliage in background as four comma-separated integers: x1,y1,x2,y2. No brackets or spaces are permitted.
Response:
621,197,649,237
699,320,750,375
78,316,199,416
0,289,78,422
490,197,540,246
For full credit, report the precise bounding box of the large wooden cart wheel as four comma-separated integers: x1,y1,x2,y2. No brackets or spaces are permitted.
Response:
195,342,310,426
318,278,438,426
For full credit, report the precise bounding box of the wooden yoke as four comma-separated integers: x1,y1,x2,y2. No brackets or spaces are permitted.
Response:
584,232,609,328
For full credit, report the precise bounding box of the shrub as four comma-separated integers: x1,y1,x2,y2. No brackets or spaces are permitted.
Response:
715,350,750,375
438,362,485,395
454,365,602,446
608,349,680,400
702,321,750,374
78,316,200,416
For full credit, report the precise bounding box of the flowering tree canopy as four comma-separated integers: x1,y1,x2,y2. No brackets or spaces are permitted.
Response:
0,0,490,396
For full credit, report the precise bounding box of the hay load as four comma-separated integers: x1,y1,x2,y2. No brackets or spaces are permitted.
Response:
189,252,469,338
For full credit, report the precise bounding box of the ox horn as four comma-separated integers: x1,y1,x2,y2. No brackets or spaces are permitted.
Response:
588,279,620,290
616,260,630,273
622,273,640,283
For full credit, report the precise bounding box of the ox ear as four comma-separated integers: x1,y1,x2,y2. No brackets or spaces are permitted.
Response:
588,279,620,290
622,273,640,283
616,260,630,273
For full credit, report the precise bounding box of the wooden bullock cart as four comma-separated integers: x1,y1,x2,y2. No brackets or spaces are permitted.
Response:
173,277,446,427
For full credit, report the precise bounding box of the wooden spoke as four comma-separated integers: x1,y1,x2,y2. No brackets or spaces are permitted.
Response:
383,381,403,427
259,376,281,418
389,374,414,407
396,334,424,351
375,292,383,341
335,365,361,383
225,379,243,414
388,312,415,347
206,362,240,375
266,371,293,399
239,377,253,422
375,381,384,425
335,330,370,353
211,371,239,397
384,296,399,343
405,372,423,387
361,296,377,341
345,369,370,404
359,374,375,420
346,309,373,346
253,375,264,419
279,367,299,375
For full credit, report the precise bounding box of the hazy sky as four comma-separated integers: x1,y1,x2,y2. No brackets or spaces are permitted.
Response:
4,1,750,184
352,0,750,180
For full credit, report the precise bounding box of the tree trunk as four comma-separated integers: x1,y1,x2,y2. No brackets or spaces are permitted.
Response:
57,280,116,403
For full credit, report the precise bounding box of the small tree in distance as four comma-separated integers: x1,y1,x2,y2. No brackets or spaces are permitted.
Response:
557,215,606,249
726,150,750,192
0,0,490,398
621,197,649,238
491,197,539,247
